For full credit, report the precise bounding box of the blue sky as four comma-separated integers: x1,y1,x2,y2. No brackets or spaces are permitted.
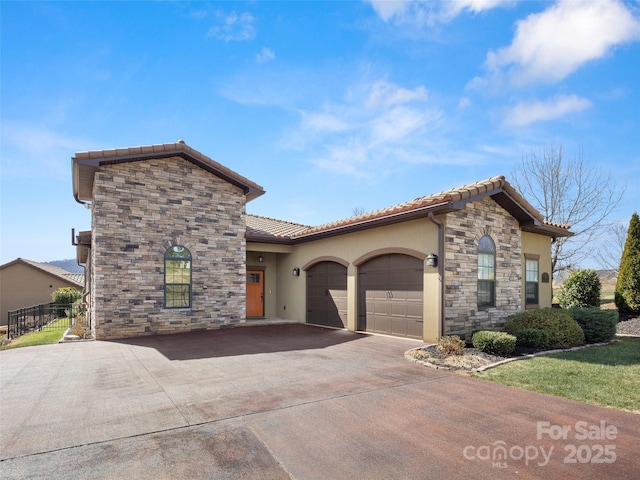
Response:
2,0,639,267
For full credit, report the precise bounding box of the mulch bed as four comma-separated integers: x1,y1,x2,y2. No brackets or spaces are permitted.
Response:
407,315,640,372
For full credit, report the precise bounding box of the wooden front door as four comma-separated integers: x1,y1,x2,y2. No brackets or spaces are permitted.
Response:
246,270,264,317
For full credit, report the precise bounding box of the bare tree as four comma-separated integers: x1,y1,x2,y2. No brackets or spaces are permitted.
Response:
352,207,366,216
594,221,628,274
511,144,624,276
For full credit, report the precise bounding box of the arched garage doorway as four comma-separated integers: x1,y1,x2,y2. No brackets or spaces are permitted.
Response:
306,261,348,328
358,253,423,339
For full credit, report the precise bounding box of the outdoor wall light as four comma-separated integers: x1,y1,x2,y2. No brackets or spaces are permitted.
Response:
425,253,438,268
292,267,300,277
258,255,264,263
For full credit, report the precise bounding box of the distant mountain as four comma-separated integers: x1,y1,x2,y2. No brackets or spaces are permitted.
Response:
45,259,84,273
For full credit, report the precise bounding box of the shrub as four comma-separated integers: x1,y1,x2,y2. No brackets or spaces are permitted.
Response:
51,287,82,305
51,287,82,318
472,331,516,356
504,308,585,348
569,307,618,343
515,328,550,348
436,335,465,356
557,270,601,309
615,212,640,314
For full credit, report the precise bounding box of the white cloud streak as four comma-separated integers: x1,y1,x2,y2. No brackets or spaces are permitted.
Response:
284,80,454,178
365,0,513,24
208,11,255,41
486,0,640,86
256,47,275,64
1,123,96,178
503,95,592,127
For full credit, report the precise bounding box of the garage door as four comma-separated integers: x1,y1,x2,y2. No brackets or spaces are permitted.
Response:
358,254,423,339
307,261,348,328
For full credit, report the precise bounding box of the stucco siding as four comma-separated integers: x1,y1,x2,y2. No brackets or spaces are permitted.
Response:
0,263,81,326
522,231,554,308
261,217,441,341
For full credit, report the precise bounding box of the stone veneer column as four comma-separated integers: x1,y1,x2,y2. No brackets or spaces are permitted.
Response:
443,196,521,338
90,156,246,340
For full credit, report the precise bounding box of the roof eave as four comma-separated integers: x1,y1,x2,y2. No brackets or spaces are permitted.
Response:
290,202,456,243
522,223,574,238
72,144,265,203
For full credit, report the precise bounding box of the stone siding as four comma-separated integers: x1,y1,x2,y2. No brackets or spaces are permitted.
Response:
90,156,246,340
443,196,521,338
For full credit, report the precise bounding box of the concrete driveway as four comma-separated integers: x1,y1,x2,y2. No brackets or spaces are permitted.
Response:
0,324,638,479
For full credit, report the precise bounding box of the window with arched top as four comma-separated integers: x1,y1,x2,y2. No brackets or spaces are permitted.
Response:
477,235,496,308
164,246,192,308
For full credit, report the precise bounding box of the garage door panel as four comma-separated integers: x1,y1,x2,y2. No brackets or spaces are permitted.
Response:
307,262,348,328
358,254,423,340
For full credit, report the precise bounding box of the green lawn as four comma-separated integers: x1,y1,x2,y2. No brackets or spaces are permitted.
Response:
0,318,68,350
474,337,640,413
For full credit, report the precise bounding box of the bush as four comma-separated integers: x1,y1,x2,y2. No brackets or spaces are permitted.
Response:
472,331,516,356
51,287,82,318
615,212,640,314
515,328,550,348
504,308,585,348
436,335,465,356
558,270,601,309
51,287,82,305
569,307,618,343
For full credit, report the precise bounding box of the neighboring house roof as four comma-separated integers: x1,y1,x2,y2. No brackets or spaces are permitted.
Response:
246,175,572,244
0,258,84,288
72,140,265,204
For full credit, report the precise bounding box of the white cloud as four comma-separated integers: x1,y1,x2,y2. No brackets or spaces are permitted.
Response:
366,80,428,108
366,0,411,22
208,11,255,41
286,79,454,178
503,95,592,127
457,96,472,111
365,0,513,24
301,112,349,132
486,0,640,86
1,122,96,178
256,47,275,64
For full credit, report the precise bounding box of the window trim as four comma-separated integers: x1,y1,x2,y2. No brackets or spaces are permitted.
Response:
164,245,192,309
477,235,496,309
524,254,540,308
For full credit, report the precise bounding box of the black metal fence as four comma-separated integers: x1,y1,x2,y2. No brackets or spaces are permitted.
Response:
7,303,81,339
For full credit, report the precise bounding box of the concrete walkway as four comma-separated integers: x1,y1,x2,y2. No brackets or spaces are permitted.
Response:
0,324,638,479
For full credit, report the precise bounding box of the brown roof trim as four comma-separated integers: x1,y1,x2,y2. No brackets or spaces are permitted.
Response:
245,175,571,243
73,141,265,203
290,201,455,243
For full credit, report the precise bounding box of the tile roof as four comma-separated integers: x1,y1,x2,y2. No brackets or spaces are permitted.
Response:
247,215,311,239
246,175,571,242
73,140,265,203
0,258,84,288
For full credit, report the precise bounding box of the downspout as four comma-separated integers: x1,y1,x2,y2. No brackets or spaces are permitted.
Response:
427,212,444,339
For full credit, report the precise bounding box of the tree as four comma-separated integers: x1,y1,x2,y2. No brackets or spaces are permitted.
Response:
615,212,640,314
594,221,628,275
352,207,366,216
511,144,624,276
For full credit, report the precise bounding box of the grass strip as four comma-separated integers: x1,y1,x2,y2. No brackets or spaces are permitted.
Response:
473,337,640,413
0,318,69,350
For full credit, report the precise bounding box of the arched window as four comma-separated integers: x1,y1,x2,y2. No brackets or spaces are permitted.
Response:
165,246,191,308
477,235,496,308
